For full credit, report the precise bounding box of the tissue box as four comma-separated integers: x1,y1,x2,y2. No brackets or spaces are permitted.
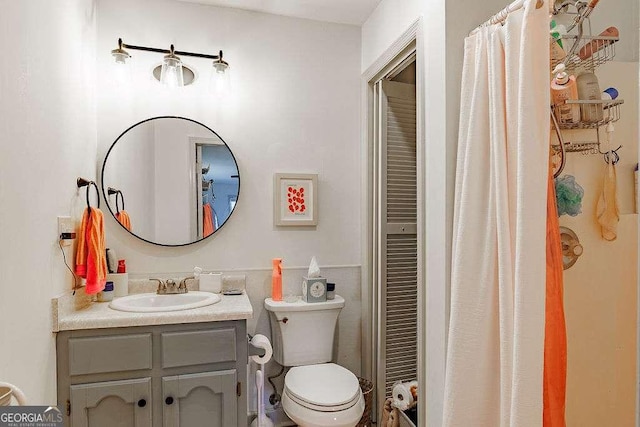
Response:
302,277,327,303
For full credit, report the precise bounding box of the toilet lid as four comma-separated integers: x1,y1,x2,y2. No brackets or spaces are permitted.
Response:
284,363,360,410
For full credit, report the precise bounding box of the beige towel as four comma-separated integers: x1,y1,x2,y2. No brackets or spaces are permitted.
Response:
597,161,619,241
381,398,400,427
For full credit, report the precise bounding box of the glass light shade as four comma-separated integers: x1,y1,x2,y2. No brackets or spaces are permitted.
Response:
210,61,230,96
160,55,184,88
110,49,132,87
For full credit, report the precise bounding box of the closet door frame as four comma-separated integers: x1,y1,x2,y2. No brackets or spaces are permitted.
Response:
361,17,444,427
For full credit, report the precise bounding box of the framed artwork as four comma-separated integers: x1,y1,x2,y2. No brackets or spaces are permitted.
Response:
274,173,318,226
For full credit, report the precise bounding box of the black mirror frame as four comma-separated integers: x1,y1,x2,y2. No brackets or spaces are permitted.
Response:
101,116,241,247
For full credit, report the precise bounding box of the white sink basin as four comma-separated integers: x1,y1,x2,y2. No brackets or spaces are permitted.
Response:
109,291,221,313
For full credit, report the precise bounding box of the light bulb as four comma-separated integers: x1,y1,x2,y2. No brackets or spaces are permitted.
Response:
110,49,131,87
210,60,230,96
160,54,184,88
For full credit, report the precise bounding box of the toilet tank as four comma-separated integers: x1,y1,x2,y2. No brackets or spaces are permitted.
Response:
264,296,345,367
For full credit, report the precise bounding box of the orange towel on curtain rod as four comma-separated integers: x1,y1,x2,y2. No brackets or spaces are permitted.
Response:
75,207,108,295
116,210,132,231
543,164,567,427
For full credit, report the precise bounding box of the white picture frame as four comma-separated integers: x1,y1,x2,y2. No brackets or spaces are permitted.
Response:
274,173,318,226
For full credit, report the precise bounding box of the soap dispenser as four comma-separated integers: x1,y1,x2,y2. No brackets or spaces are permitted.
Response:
551,64,580,124
272,258,283,301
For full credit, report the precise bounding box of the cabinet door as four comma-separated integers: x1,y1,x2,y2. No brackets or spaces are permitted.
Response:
70,378,152,427
162,370,237,427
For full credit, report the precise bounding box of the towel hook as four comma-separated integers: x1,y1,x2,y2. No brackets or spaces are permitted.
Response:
108,187,125,214
77,177,100,215
116,191,125,214
603,148,621,165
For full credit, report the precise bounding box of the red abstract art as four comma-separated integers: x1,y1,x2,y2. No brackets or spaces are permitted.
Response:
287,186,306,214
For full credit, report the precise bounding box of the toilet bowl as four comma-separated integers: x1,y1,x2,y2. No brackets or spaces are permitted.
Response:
282,363,364,427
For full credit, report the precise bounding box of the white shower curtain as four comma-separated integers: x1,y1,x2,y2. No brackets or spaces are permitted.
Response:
444,1,550,426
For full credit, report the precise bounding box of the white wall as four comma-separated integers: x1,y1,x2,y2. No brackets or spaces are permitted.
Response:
95,0,363,379
559,61,639,427
0,0,97,404
97,0,361,269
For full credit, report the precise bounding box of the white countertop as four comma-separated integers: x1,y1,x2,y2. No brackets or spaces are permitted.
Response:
52,291,253,332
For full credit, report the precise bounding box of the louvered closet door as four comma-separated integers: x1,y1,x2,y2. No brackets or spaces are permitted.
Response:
379,80,417,399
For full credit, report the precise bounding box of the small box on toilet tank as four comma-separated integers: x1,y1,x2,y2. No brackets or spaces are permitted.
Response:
302,277,327,303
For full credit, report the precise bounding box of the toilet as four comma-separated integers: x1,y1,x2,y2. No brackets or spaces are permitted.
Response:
265,295,364,427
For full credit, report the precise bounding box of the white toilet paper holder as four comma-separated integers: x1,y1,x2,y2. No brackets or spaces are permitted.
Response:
248,334,267,358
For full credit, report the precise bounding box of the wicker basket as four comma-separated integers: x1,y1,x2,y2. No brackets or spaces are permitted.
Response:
356,377,374,427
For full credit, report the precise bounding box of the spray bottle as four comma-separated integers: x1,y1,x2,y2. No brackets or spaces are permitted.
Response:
272,258,283,301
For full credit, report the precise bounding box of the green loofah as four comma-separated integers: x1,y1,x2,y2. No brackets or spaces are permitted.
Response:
555,175,584,217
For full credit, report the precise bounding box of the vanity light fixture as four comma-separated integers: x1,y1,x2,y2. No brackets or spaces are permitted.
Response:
160,45,184,88
110,38,230,90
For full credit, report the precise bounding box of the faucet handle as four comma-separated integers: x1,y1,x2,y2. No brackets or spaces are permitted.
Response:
150,278,166,294
179,277,194,293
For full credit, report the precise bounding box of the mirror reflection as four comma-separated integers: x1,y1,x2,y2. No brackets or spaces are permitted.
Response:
102,117,240,246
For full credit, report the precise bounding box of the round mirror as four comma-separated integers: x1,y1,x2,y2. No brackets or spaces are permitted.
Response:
101,116,240,246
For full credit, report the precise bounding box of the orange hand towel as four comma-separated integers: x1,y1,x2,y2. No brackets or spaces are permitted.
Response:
75,207,108,295
116,210,132,231
203,203,215,237
543,165,567,427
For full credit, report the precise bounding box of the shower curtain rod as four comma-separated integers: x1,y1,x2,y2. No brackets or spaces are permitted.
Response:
470,0,545,36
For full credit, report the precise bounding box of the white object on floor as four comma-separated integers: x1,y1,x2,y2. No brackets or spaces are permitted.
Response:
392,380,417,411
250,334,274,427
250,370,274,427
445,0,549,425
0,382,27,406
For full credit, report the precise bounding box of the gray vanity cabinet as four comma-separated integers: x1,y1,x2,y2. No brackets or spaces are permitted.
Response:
70,378,152,427
57,321,247,427
162,370,237,427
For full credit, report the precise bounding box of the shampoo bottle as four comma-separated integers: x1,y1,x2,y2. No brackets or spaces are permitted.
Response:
551,64,580,124
577,71,603,123
272,258,283,301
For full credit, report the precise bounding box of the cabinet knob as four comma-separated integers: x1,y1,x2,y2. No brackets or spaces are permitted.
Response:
137,399,147,408
165,396,174,405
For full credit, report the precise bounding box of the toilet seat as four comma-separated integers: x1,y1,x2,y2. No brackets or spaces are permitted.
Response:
284,363,361,412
